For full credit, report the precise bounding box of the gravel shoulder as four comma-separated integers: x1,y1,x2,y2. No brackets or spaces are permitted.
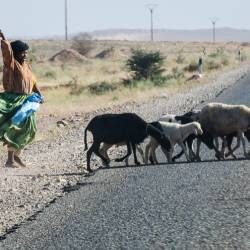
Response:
0,65,249,238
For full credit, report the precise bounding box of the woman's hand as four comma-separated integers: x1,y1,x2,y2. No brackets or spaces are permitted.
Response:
0,30,6,40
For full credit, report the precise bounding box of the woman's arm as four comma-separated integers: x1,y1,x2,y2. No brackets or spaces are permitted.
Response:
0,30,14,67
0,30,6,40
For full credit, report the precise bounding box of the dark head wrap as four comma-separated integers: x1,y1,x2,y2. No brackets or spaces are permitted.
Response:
10,40,29,54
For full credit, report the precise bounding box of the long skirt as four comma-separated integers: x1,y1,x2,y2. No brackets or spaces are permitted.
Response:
0,92,37,150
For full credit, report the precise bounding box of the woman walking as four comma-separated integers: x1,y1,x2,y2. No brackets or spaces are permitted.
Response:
0,30,42,168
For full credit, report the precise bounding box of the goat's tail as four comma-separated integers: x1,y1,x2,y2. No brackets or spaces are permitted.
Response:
84,125,89,151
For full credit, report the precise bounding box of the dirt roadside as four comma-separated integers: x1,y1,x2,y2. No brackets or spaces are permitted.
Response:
0,65,249,238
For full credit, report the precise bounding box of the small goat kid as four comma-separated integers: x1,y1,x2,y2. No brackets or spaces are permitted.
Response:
145,121,203,164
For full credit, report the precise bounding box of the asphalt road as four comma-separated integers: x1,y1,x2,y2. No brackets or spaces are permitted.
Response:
1,75,250,250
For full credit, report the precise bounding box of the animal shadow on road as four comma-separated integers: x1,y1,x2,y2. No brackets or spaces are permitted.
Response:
99,157,249,171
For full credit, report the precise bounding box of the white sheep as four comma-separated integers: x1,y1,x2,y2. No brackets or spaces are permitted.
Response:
145,121,203,164
196,102,250,159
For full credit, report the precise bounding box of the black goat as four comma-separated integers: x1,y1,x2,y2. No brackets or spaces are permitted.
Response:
84,113,171,172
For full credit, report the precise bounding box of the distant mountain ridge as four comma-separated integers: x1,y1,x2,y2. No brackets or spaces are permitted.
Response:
89,27,250,42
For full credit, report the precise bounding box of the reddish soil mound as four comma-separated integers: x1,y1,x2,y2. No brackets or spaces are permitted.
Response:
49,49,87,62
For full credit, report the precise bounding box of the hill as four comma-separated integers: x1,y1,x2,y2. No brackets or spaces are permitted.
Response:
90,27,250,42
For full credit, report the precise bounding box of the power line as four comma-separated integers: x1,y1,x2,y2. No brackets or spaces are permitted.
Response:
65,0,68,41
210,17,218,43
146,4,158,42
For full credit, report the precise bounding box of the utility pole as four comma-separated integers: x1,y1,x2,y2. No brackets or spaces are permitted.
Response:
146,4,157,42
65,0,68,41
210,18,218,43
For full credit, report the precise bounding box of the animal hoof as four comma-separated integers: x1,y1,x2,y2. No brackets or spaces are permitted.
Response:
149,156,154,164
244,153,250,159
85,171,95,177
86,168,94,175
135,161,141,166
102,160,110,168
215,152,223,160
196,157,201,162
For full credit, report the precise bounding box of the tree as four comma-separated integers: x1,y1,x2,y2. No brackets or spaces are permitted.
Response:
126,49,165,80
71,32,94,56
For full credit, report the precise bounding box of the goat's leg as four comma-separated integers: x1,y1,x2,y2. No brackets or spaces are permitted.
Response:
114,142,132,162
131,143,140,166
211,137,226,160
221,137,227,159
220,136,235,159
124,156,129,166
161,145,173,163
151,143,159,164
195,139,202,161
214,137,219,150
93,142,110,165
225,132,242,157
149,141,158,164
216,137,226,160
99,143,112,167
168,147,174,163
136,145,146,164
145,143,151,164
145,138,158,164
214,137,224,159
86,144,95,172
87,142,109,172
172,150,184,162
179,142,190,162
225,135,237,159
240,132,248,158
149,147,155,164
187,138,196,161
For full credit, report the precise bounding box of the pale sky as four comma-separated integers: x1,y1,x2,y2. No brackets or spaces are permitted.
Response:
0,0,249,38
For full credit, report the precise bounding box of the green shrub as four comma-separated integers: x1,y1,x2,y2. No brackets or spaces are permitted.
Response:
184,60,197,72
44,70,57,79
71,32,94,56
240,52,248,61
221,54,230,66
176,54,185,64
205,60,222,71
151,75,167,86
69,76,85,96
172,67,185,79
126,49,165,80
121,78,137,88
88,81,117,95
208,52,218,58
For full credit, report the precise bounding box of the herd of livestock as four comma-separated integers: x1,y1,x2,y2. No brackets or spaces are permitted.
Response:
84,102,250,172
